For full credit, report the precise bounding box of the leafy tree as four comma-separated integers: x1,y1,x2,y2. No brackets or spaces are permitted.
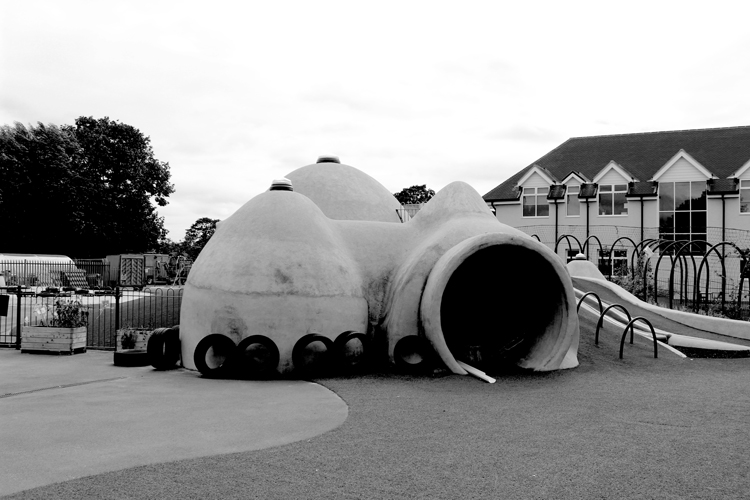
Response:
0,117,173,257
393,184,435,204
153,236,183,256
181,217,219,260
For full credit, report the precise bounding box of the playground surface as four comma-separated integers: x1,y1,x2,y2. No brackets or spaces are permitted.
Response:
0,350,347,497
2,307,750,499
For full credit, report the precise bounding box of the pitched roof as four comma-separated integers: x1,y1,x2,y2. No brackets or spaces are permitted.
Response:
483,126,750,201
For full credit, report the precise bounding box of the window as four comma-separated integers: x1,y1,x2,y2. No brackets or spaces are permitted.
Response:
598,248,628,276
522,187,549,217
566,185,580,216
598,184,628,215
659,181,706,253
741,180,750,213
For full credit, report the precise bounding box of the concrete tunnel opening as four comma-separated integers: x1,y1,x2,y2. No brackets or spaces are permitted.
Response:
439,244,566,373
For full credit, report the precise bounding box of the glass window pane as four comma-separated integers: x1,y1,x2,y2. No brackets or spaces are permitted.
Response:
659,182,674,211
538,187,549,195
568,185,579,194
523,196,535,216
537,198,549,217
691,212,706,233
613,193,627,215
741,180,750,188
567,195,580,216
741,189,750,213
600,184,612,192
614,184,627,191
659,213,673,232
599,193,613,215
691,181,706,211
675,212,690,233
675,182,690,210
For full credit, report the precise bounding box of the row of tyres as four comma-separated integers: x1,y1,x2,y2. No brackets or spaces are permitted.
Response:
193,330,371,379
118,326,435,378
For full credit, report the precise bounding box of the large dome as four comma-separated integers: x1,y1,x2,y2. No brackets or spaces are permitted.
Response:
286,156,402,223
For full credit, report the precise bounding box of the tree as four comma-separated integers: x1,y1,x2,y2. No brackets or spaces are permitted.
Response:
181,217,219,260
393,184,435,205
0,117,174,257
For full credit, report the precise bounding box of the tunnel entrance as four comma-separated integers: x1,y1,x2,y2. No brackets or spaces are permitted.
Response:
440,244,565,373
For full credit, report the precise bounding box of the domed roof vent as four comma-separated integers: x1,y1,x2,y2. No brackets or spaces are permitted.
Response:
269,178,293,191
316,155,340,164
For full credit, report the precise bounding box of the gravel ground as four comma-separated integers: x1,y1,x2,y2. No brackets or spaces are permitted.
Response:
7,314,750,499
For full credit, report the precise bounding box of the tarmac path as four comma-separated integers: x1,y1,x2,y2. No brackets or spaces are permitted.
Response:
0,350,347,497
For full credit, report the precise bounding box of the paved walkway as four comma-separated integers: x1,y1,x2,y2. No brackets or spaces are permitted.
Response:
0,350,347,497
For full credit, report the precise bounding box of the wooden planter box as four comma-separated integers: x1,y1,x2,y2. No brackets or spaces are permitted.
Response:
21,326,87,355
115,328,152,352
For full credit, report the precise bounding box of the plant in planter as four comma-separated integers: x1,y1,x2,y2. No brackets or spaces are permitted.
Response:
120,331,138,350
116,326,153,352
21,299,89,354
114,325,154,367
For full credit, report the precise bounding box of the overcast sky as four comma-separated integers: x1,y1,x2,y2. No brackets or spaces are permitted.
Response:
2,1,749,241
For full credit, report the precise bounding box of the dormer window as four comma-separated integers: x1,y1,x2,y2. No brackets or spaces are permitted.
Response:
598,184,628,215
522,187,549,217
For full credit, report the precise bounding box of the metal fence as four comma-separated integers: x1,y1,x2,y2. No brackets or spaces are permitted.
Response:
0,259,183,350
515,225,750,320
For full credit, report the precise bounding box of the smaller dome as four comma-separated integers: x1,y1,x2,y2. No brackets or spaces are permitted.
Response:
286,159,402,223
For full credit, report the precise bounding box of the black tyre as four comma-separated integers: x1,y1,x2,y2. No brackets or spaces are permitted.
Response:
114,349,150,367
148,326,181,370
193,334,236,378
393,335,432,373
333,330,370,372
292,333,333,375
232,335,280,378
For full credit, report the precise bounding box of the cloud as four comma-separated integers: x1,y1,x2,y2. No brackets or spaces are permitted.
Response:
3,0,750,242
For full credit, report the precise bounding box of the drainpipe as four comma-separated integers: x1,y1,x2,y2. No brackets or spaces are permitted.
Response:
722,193,726,305
554,200,559,248
640,197,644,245
585,199,590,258
721,194,726,243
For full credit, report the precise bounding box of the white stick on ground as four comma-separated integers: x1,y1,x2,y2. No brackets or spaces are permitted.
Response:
456,360,496,384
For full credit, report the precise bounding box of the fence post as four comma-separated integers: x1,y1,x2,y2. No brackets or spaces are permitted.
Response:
115,285,121,332
15,285,22,350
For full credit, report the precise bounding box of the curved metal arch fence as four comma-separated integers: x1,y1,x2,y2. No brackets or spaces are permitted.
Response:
554,234,583,256
695,241,747,315
608,236,638,280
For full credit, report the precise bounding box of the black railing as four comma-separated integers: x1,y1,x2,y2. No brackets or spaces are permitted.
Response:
0,259,184,350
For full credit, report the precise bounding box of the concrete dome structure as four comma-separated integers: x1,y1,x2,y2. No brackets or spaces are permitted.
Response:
285,156,402,223
180,158,580,378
